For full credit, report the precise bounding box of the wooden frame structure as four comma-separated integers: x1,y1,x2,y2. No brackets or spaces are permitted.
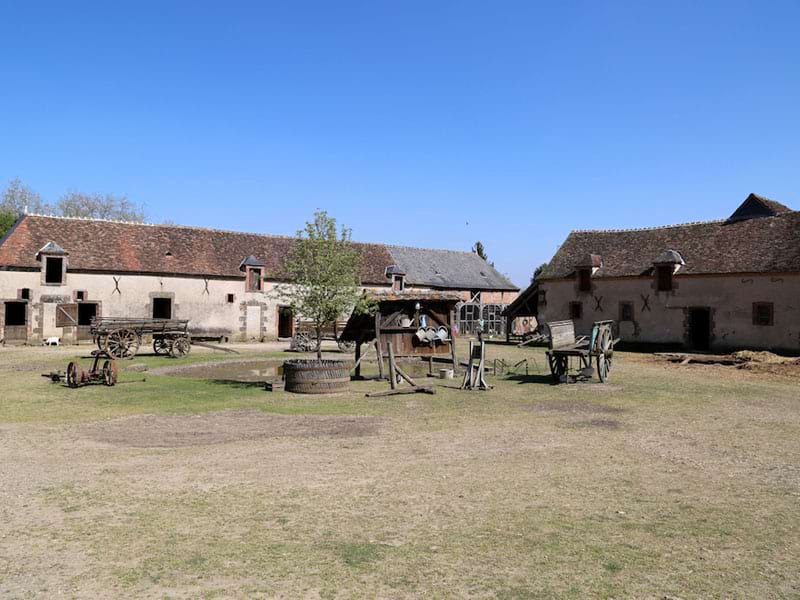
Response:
340,291,461,379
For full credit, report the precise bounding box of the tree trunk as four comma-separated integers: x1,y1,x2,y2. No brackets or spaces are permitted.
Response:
316,325,323,362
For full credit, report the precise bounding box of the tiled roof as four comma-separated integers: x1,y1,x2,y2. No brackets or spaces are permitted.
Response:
0,215,519,291
0,215,393,284
387,245,518,291
540,199,800,279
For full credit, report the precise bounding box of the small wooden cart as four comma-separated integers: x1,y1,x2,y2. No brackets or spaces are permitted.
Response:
545,319,616,383
90,317,191,359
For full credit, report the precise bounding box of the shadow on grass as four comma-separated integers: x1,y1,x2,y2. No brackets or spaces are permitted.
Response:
205,379,269,389
504,373,556,385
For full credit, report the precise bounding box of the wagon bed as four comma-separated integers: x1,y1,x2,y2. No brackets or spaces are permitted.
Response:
545,319,616,383
90,317,191,359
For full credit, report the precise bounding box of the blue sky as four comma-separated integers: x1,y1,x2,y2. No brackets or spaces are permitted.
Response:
1,1,798,286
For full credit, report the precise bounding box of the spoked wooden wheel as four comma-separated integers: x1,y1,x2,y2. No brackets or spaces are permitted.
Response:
66,362,80,388
596,327,614,383
101,360,117,386
153,338,170,355
547,353,567,383
168,335,191,358
106,328,141,359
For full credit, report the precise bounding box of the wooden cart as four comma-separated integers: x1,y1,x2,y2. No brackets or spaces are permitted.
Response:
90,317,191,359
545,319,616,383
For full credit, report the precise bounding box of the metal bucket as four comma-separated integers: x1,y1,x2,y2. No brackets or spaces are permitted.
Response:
283,359,352,394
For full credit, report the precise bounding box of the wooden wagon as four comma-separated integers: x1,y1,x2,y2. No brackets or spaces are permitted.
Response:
290,319,355,353
90,317,191,359
545,319,616,383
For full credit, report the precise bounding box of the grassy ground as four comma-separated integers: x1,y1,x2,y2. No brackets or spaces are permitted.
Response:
1,340,798,598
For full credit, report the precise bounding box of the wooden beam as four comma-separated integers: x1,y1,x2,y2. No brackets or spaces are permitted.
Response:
387,341,397,390
366,386,436,398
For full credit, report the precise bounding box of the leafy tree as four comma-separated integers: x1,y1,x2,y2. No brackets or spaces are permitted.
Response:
472,241,495,267
0,178,148,236
1,177,49,216
532,262,549,283
57,192,146,221
282,210,372,361
0,209,17,238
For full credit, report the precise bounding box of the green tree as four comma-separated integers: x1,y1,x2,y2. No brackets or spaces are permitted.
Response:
472,241,495,267
0,209,17,238
532,262,549,283
1,177,49,216
282,210,372,361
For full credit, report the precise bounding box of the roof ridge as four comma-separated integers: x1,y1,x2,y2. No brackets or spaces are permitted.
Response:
569,217,730,234
386,243,485,258
21,213,391,247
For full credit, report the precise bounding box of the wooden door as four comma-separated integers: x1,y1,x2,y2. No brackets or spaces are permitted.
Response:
3,302,27,343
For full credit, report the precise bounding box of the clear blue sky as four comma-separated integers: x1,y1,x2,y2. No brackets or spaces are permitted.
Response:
2,1,799,287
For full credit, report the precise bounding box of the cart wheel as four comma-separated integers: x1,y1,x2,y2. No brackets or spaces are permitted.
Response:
66,362,80,388
106,328,141,359
547,353,566,383
169,335,191,358
337,339,356,353
596,327,614,383
153,338,170,355
101,360,116,386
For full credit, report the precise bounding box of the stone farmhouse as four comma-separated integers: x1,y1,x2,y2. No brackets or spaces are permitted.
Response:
0,214,518,345
527,194,800,353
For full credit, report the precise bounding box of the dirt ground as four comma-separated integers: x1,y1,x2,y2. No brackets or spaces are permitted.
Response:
1,341,799,598
81,410,383,448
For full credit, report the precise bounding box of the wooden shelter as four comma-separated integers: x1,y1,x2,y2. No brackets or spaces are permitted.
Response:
340,291,461,377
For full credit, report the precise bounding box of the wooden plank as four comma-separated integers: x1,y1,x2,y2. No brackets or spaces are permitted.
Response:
387,342,397,390
366,386,436,398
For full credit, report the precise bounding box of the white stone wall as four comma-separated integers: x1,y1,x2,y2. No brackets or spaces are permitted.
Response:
538,273,800,352
0,269,405,344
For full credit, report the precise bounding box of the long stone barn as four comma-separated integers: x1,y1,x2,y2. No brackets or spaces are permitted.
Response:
0,214,518,345
508,193,800,353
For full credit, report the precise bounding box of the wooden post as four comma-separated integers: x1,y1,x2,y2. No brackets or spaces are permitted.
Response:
375,340,385,380
387,341,397,390
428,355,433,376
374,312,385,379
461,339,473,389
353,340,362,379
450,337,457,371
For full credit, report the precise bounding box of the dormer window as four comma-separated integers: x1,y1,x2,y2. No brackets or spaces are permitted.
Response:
239,255,266,293
385,264,406,292
45,257,64,284
248,267,263,292
36,241,69,286
578,268,592,292
575,253,601,293
653,249,684,292
656,266,673,291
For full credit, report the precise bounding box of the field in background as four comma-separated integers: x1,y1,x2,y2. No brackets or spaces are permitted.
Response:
1,340,798,598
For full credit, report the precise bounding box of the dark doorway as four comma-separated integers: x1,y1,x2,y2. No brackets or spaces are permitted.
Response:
688,307,711,351
77,303,98,341
4,301,27,343
278,307,293,338
153,297,172,319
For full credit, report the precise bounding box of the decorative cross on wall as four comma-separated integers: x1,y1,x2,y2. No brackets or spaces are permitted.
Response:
203,279,210,295
641,294,651,312
112,277,122,295
593,295,604,312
